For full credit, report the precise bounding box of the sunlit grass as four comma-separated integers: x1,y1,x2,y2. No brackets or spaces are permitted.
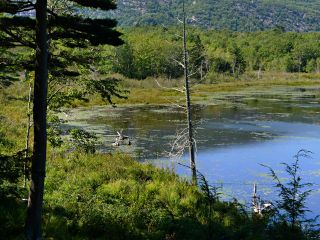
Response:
75,71,320,106
41,150,254,239
0,82,30,153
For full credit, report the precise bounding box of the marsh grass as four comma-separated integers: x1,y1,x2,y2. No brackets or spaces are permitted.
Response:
0,82,31,154
70,72,320,107
42,151,252,239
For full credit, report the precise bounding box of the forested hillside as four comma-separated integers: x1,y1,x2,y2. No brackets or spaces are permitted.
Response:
108,0,320,32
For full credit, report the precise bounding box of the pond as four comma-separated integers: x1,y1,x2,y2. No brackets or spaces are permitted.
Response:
61,85,320,220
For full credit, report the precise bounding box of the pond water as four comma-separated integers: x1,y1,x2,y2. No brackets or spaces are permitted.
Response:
61,85,320,219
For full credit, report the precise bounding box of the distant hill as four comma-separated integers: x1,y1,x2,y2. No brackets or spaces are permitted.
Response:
108,0,320,32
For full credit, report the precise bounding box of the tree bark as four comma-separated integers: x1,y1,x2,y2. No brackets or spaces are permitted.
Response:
25,0,48,239
183,1,197,185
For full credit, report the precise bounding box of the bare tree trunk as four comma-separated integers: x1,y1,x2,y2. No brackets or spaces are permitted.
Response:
25,0,48,239
24,76,32,188
183,1,197,185
200,61,203,81
258,65,262,79
232,63,236,77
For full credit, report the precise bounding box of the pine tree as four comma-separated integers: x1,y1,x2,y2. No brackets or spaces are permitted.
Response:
0,1,123,239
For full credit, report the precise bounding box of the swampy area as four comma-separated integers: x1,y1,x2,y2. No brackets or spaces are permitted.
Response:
1,77,320,239
61,83,320,220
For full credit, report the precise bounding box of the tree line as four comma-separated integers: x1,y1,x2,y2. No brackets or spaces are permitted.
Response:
111,27,320,80
3,26,320,87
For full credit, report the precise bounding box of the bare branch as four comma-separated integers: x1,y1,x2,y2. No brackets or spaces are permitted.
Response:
155,79,185,93
172,58,185,68
177,17,183,24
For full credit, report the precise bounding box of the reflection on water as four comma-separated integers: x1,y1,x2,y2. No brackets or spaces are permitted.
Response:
61,86,320,218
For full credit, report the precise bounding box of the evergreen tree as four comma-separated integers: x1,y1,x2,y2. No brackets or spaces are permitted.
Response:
188,33,207,79
228,43,246,78
0,1,123,239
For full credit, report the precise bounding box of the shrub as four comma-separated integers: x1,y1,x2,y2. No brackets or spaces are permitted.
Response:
262,150,319,239
69,129,98,154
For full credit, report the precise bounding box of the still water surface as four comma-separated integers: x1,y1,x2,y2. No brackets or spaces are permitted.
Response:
62,86,320,219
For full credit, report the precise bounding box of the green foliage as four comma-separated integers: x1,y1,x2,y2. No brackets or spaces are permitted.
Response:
188,34,207,79
0,0,126,108
47,114,64,148
42,152,253,239
0,45,33,87
85,77,128,105
0,196,26,238
0,150,25,194
0,131,13,149
0,149,29,237
306,58,320,73
113,43,136,78
211,57,232,74
69,129,98,154
262,150,319,239
48,88,89,111
110,28,320,81
0,130,26,238
4,26,320,86
113,29,183,79
228,43,247,77
41,150,320,239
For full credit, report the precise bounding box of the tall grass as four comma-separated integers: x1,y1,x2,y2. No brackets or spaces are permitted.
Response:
43,151,251,239
72,71,320,107
0,81,31,154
